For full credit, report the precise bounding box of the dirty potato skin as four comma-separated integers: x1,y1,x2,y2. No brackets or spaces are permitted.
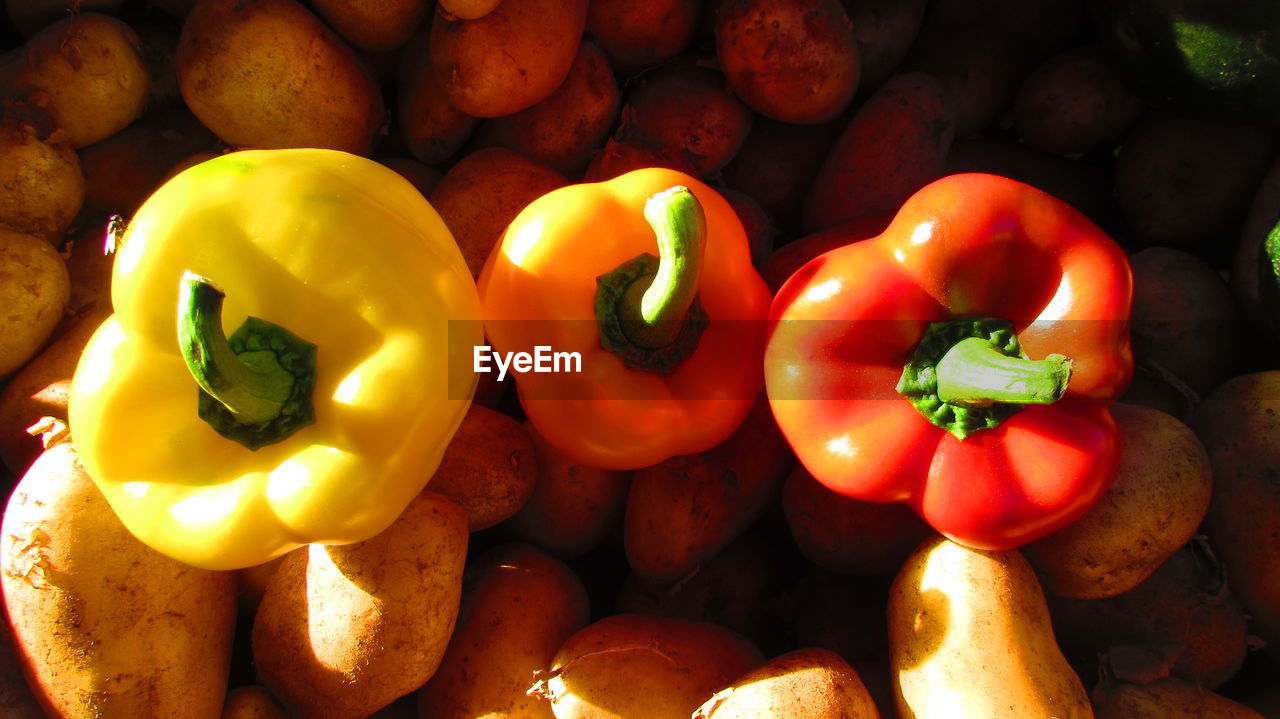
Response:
0,441,237,719
0,227,70,378
177,0,384,154
0,103,84,244
3,13,151,148
714,0,860,124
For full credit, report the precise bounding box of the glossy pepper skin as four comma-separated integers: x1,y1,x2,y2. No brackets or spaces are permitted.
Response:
479,168,771,470
765,173,1133,550
68,149,482,570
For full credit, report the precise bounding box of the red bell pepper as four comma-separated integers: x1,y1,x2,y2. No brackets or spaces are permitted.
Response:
765,173,1133,550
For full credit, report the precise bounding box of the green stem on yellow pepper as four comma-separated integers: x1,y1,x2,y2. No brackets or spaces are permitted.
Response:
178,271,294,424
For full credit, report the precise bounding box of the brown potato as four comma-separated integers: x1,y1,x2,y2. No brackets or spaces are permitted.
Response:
1,440,238,719
715,0,859,124
500,420,631,558
430,0,589,118
2,13,150,147
427,403,538,531
428,147,567,278
802,71,955,233
890,537,1092,719
0,226,69,378
845,0,928,92
472,41,620,177
530,614,764,719
378,157,444,197
693,647,881,719
310,0,430,50
438,0,501,20
790,570,894,664
1193,371,1280,659
904,0,1078,137
721,114,848,233
581,136,697,182
252,490,468,719
0,101,83,243
4,0,124,37
1092,676,1266,719
177,0,384,154
612,58,754,178
585,0,699,77
1124,248,1245,399
221,686,291,719
616,531,787,649
1024,403,1213,599
783,463,934,576
1114,111,1277,250
397,26,478,165
624,398,793,584
1013,45,1143,156
78,108,219,216
1049,542,1251,690
418,543,590,718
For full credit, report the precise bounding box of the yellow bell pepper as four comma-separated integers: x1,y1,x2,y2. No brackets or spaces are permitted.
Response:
68,149,482,570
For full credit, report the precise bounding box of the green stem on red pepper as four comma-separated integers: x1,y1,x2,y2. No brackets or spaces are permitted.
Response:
936,337,1072,407
896,317,1072,440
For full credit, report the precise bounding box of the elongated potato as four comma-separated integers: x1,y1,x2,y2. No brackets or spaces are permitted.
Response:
802,71,954,233
530,614,764,719
617,531,786,648
585,0,699,77
613,59,754,178
1092,676,1266,719
1,440,238,719
427,147,567,278
715,0,860,124
783,463,934,576
1049,542,1250,690
252,490,468,719
177,0,384,154
310,0,430,50
1024,403,1213,598
1193,371,1280,659
418,543,590,718
430,0,589,118
0,226,70,378
397,27,477,165
624,398,792,584
473,41,621,177
427,403,538,531
694,647,881,719
78,108,219,216
221,686,291,719
890,536,1092,719
501,420,631,558
2,13,150,147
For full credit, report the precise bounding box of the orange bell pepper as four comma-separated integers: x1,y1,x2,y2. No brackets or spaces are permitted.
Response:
478,169,771,470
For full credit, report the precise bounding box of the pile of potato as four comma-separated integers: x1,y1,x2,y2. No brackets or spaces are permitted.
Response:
2,0,1280,717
